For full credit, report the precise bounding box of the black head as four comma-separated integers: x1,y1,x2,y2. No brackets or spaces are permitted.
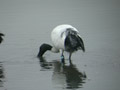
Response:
37,43,52,57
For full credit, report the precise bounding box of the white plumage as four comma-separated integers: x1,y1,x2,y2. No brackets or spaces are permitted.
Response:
38,24,85,63
51,24,78,50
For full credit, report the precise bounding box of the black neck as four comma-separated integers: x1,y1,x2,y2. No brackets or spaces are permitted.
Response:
37,43,52,57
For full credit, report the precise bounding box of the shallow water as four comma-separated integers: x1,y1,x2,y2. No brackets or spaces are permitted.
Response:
0,0,120,90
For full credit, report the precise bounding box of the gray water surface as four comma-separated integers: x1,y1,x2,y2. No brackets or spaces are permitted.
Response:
0,0,120,90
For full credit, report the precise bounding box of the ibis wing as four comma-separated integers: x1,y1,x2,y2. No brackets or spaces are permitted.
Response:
65,29,85,52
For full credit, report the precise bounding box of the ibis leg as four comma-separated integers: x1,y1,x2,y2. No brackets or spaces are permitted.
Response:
69,53,72,64
60,50,65,63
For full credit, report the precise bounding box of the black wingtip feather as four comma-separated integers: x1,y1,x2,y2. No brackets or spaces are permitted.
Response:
78,37,85,52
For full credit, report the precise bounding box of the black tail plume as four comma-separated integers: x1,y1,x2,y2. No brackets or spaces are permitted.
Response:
77,36,85,52
65,29,85,52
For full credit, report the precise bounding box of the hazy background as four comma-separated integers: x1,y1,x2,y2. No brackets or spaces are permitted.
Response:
0,0,120,90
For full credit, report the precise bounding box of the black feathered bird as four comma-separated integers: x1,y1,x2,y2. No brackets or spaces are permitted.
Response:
0,33,4,44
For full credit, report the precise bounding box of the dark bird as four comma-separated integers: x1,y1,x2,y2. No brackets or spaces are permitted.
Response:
0,33,4,44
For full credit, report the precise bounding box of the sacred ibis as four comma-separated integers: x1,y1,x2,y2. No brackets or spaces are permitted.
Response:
37,24,85,63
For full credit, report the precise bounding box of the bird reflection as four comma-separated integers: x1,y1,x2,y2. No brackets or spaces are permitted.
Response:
38,57,87,89
38,57,53,71
0,62,5,87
